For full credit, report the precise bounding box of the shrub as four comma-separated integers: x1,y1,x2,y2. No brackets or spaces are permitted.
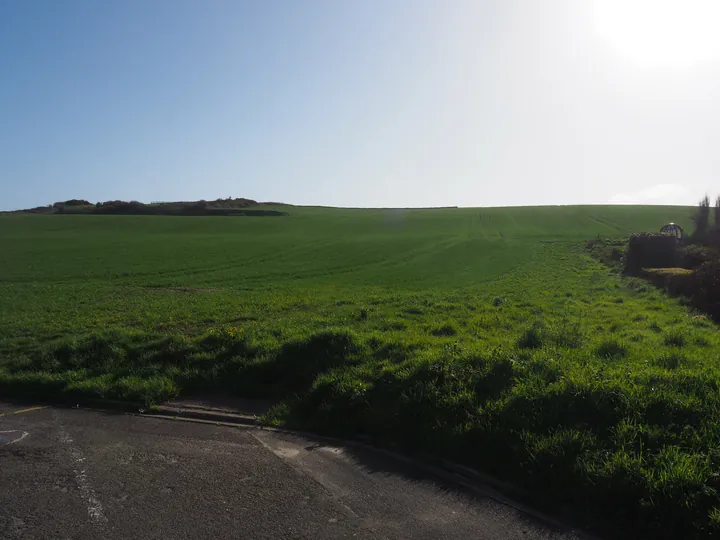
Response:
625,233,678,274
694,257,720,320
679,245,718,269
54,199,91,208
692,195,711,242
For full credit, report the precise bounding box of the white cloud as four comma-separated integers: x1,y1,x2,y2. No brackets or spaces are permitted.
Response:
609,183,688,205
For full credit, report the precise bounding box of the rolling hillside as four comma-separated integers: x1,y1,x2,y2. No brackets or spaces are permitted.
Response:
3,203,717,539
0,205,693,290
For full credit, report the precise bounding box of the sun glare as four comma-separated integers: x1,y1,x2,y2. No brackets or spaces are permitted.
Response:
592,0,720,68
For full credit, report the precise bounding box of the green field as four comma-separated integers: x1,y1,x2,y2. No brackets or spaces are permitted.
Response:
5,204,720,537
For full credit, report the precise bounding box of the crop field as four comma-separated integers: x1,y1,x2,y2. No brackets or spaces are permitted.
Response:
5,204,720,537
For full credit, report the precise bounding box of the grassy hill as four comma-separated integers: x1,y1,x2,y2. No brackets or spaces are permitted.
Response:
4,203,720,538
0,204,693,287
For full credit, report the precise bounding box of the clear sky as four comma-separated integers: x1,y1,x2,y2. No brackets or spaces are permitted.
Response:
2,0,720,210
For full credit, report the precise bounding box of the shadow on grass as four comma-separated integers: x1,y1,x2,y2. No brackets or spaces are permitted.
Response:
2,327,720,539
0,328,369,405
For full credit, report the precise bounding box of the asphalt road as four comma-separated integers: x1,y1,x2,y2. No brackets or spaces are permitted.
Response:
0,402,583,540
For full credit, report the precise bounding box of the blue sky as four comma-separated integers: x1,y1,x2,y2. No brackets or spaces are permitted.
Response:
3,0,720,210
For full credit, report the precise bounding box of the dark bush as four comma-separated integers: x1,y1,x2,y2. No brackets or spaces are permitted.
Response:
679,245,718,269
95,200,146,214
88,199,285,217
709,227,720,249
53,199,91,209
179,201,209,215
63,199,91,206
692,195,711,243
693,258,720,320
625,233,678,274
17,198,283,217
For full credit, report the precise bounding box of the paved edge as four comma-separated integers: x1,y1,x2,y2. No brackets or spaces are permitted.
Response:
136,406,600,540
2,398,601,540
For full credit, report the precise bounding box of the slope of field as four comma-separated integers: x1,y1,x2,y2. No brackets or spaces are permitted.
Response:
5,204,720,538
0,204,693,285
0,205,694,339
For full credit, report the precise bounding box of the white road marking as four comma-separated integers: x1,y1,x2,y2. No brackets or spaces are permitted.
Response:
54,414,107,524
0,430,29,445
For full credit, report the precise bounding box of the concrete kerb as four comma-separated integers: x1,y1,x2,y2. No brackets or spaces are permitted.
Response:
146,403,261,425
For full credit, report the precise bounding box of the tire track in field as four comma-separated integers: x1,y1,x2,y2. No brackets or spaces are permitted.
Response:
584,214,623,233
220,237,457,284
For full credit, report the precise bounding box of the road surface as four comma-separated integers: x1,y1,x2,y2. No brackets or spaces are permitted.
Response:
0,402,582,540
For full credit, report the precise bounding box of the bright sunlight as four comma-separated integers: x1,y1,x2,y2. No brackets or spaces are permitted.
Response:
592,0,720,68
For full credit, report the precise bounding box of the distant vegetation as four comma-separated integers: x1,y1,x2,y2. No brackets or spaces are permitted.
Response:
3,197,288,216
690,193,720,248
7,204,720,538
605,194,720,322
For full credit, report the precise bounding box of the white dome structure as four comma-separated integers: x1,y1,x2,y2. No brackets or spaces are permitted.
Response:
660,223,684,240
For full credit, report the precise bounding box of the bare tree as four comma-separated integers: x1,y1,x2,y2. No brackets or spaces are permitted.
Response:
693,195,711,240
